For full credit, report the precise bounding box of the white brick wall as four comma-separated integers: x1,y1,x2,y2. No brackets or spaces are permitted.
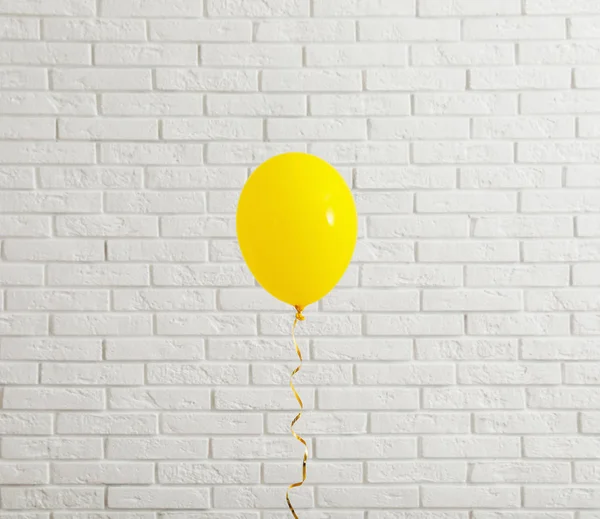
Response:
0,0,598,516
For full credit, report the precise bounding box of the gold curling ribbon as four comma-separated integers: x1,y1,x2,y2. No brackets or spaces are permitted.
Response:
286,305,307,519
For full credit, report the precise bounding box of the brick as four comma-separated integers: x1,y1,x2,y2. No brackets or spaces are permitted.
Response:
460,166,562,188
203,44,302,67
368,461,466,483
162,413,262,435
416,338,518,360
3,388,104,410
108,487,209,509
317,487,418,508
44,19,145,41
157,69,257,92
208,94,304,116
307,44,406,67
412,43,514,66
471,461,571,483
38,167,142,189
424,388,525,409
471,67,571,90
107,438,208,460
413,142,513,164
420,0,521,16
422,486,519,508
316,437,416,459
310,93,410,115
57,413,157,435
109,388,210,410
314,0,414,16
359,19,459,41
102,93,203,116
0,42,90,65
150,20,252,42
7,289,109,311
464,17,565,40
53,69,151,91
48,264,149,286
423,436,521,458
2,437,102,460
1,487,103,510
158,461,260,484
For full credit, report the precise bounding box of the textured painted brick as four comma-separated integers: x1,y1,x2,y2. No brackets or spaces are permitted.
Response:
413,142,513,164
38,167,142,189
471,67,571,90
56,215,158,237
0,142,95,163
108,487,210,509
3,388,104,410
95,44,197,66
471,461,571,483
475,412,577,434
363,265,462,287
367,68,465,91
473,216,573,238
2,437,102,460
416,338,518,360
107,438,208,460
57,413,157,435
59,118,158,141
423,436,521,459
420,0,521,16
53,69,152,91
44,19,145,41
318,486,418,508
415,93,517,115
109,387,210,410
314,0,414,16
424,388,525,410
418,240,520,262
422,289,522,311
0,462,48,484
151,20,252,42
47,264,149,286
412,43,514,66
102,94,203,117
465,17,565,40
316,437,416,460
253,363,352,386
0,412,53,435
307,44,406,67
162,413,262,435
1,487,104,510
459,363,561,385
0,338,101,361
159,461,260,484
468,313,570,336
356,167,455,189
212,437,310,460
263,461,362,483
467,265,570,287
520,42,600,65
360,19,459,41
460,166,562,188
0,43,90,65
422,486,520,508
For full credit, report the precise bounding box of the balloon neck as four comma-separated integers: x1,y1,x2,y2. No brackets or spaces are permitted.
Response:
294,305,305,321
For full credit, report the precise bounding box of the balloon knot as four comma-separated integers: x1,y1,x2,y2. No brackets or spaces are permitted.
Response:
294,306,305,321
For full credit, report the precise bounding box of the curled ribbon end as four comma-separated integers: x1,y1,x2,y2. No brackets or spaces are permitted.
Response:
287,308,307,518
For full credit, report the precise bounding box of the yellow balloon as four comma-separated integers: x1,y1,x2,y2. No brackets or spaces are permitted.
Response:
236,152,358,310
